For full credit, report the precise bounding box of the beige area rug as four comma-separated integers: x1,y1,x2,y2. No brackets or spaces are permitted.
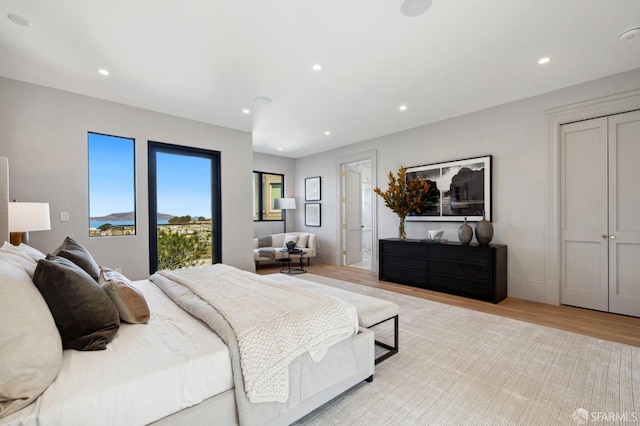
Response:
289,274,640,426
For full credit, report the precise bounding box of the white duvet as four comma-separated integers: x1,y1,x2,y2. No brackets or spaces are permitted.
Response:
0,280,233,426
155,264,358,403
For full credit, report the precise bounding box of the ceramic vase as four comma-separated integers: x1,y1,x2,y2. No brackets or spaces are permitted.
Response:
475,211,493,245
458,217,473,245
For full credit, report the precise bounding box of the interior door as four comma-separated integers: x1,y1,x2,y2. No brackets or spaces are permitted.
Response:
608,110,640,317
345,167,363,265
560,118,609,311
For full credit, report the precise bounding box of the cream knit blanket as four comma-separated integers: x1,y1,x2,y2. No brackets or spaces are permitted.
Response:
157,264,354,403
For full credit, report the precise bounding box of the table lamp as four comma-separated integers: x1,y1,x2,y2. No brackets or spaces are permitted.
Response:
8,202,51,245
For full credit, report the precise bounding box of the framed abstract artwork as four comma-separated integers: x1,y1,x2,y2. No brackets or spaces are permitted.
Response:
305,176,321,201
305,203,321,227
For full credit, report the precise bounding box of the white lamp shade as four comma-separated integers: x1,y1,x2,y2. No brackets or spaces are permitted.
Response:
273,198,296,210
8,202,51,232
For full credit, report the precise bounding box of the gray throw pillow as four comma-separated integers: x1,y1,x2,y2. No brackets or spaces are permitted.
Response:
257,235,272,248
33,255,120,351
52,236,101,281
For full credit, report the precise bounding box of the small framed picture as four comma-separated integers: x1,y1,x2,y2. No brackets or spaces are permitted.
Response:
305,176,321,201
305,203,321,227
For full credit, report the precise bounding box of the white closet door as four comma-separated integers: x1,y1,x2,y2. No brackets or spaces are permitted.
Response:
608,110,640,317
560,118,609,311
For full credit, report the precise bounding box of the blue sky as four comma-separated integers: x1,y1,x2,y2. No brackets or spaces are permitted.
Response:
156,151,211,217
89,133,211,218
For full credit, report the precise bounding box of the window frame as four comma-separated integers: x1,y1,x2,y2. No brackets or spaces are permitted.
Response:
253,171,285,222
148,141,222,274
88,131,137,237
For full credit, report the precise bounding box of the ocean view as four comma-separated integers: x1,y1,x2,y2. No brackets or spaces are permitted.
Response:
90,219,170,228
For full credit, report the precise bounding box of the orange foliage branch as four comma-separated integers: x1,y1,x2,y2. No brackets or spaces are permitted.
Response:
374,167,430,220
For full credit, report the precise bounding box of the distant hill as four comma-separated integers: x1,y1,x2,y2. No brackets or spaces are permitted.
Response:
90,212,174,221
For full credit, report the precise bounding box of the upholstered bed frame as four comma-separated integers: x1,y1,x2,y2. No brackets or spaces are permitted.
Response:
0,158,8,245
152,329,374,425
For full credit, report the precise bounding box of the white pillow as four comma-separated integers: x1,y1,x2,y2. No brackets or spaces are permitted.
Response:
0,251,36,278
282,234,299,247
0,259,62,418
17,243,46,262
0,242,38,262
296,234,310,249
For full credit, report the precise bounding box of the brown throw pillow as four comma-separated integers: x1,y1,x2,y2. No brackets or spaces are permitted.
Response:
99,267,150,324
52,236,101,281
32,255,119,351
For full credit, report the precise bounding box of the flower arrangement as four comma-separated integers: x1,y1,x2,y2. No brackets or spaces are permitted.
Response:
374,166,430,239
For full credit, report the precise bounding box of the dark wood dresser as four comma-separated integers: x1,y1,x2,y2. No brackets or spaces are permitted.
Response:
378,238,507,303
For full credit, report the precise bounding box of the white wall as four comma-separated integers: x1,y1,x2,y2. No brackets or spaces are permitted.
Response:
294,68,640,302
252,152,296,237
0,77,255,279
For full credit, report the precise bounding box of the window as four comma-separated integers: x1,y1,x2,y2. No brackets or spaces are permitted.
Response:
253,171,284,221
88,132,136,237
148,142,221,274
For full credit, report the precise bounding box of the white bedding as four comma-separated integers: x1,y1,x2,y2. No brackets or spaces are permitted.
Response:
155,265,358,403
0,280,233,426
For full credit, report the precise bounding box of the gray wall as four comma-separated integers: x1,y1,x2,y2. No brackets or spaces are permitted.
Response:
294,68,640,302
0,77,255,279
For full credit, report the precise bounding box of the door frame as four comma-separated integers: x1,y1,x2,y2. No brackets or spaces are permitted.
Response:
148,141,222,274
545,89,640,304
336,150,377,272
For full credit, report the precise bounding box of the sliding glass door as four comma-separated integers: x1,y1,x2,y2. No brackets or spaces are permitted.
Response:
148,142,221,274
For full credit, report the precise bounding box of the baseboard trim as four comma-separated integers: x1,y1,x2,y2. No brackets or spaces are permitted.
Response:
508,275,545,303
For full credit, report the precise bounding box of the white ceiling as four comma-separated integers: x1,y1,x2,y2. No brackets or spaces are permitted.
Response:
1,1,639,158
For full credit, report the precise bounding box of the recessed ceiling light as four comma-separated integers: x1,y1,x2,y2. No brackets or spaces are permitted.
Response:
312,64,322,71
277,147,283,151
400,0,432,17
7,13,31,27
324,131,331,136
242,108,250,114
619,27,640,41
399,105,408,111
98,69,110,76
537,56,551,65
254,96,272,105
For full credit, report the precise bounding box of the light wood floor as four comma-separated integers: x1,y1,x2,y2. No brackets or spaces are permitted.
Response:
256,262,640,347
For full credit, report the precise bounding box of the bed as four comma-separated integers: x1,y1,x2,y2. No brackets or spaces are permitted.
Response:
0,157,374,426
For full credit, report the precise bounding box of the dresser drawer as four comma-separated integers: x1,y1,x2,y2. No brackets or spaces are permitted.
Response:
381,266,427,287
428,274,493,301
380,240,429,258
382,252,428,272
429,245,492,265
428,259,491,281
